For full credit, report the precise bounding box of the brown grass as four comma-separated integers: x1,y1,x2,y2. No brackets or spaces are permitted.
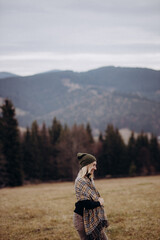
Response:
0,176,160,240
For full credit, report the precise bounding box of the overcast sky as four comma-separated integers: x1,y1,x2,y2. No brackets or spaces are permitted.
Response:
0,0,160,76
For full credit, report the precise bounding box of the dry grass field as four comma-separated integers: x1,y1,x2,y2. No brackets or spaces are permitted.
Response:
0,176,160,240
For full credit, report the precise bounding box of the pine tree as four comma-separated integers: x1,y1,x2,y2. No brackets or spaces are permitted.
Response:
127,132,137,176
99,124,127,177
86,122,94,143
0,143,8,187
21,127,33,180
0,99,23,186
98,132,104,142
48,117,63,180
39,123,53,180
30,121,43,180
49,117,63,145
135,132,151,175
149,134,160,173
96,138,108,177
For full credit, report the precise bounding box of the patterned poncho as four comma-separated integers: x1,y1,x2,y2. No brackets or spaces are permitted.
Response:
75,176,109,240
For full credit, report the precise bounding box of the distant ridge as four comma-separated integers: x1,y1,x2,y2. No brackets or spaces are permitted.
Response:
32,69,62,76
0,66,160,135
0,72,20,79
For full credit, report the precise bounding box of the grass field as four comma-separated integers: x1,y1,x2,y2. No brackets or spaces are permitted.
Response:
0,176,160,240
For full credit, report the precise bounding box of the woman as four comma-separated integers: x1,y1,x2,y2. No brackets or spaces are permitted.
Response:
73,153,109,240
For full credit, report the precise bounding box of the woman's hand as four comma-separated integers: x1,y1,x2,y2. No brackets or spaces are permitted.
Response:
98,197,104,206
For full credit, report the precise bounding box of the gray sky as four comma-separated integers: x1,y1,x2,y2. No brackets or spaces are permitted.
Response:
0,0,160,76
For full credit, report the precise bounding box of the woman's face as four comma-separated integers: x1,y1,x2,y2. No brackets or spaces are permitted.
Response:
89,161,97,174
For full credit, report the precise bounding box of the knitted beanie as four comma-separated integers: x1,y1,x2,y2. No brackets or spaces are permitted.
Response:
77,153,96,169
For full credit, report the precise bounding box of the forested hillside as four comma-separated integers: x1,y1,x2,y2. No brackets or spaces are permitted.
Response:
0,66,160,134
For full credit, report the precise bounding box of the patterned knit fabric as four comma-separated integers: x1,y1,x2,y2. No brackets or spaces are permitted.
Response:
75,176,109,240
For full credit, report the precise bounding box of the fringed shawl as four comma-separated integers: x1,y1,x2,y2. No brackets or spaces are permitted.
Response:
75,176,109,240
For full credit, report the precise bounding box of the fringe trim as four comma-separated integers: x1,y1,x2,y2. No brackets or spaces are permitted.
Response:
87,220,109,240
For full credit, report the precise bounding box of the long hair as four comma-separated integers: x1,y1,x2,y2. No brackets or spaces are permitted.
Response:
77,162,95,180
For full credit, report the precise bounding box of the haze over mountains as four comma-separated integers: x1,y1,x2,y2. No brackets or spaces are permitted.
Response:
0,66,160,136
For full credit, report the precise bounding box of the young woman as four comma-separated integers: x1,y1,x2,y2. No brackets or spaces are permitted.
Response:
73,153,109,240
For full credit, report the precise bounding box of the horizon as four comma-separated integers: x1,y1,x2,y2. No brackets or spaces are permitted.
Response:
1,65,160,77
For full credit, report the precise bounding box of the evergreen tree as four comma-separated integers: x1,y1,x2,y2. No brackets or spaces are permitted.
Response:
30,121,43,180
114,127,127,175
149,134,160,173
127,132,137,176
86,122,94,143
95,132,104,177
135,132,151,175
49,117,63,145
0,99,23,186
57,127,73,180
98,124,127,177
21,127,33,180
48,117,63,179
39,123,53,180
98,132,104,142
0,143,8,187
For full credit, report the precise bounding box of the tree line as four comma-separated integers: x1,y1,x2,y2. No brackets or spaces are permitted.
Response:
0,99,160,187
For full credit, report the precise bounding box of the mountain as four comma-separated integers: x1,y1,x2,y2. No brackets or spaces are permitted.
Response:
0,72,20,79
0,66,160,135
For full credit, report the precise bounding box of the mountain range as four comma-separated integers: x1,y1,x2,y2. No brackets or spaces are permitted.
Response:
0,66,160,136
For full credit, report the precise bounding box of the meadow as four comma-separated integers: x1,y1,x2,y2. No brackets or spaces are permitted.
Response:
0,176,160,240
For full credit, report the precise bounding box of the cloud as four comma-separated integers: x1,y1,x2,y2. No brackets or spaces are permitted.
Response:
0,0,160,75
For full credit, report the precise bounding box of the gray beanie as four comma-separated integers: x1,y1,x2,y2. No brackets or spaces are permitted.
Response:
77,153,96,169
